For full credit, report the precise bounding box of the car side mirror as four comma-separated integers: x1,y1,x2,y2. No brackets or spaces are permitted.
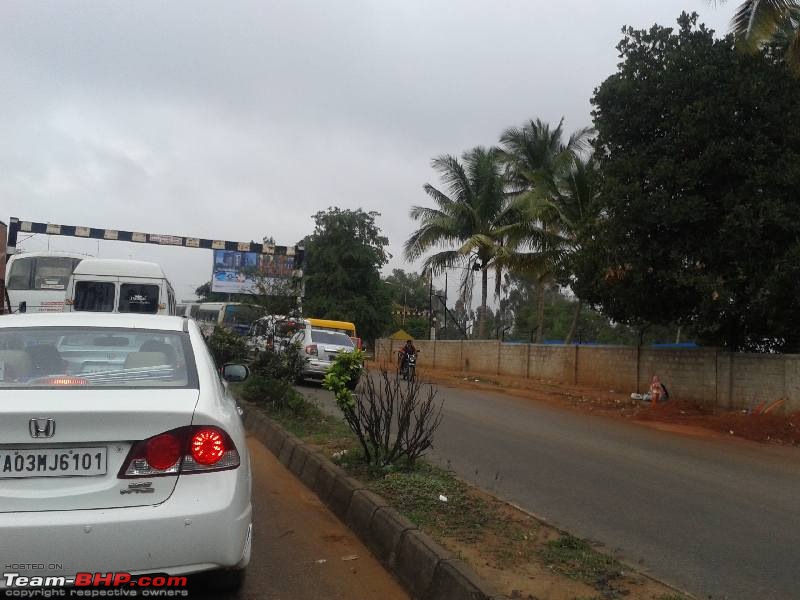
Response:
221,363,250,382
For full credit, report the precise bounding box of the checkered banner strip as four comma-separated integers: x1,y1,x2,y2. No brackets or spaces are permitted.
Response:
6,217,304,260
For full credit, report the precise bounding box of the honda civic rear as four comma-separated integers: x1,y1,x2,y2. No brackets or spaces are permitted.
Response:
0,313,252,591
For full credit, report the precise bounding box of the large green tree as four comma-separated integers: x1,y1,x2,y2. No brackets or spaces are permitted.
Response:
574,13,800,351
303,208,392,344
382,269,432,339
405,147,511,339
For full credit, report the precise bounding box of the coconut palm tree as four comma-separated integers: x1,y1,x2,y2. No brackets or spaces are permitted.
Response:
497,118,593,343
524,156,602,343
716,1,800,71
404,147,511,339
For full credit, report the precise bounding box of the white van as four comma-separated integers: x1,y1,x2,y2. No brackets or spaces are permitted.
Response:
65,259,176,315
4,251,86,313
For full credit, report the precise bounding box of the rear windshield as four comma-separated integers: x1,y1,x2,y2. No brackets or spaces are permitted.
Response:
310,330,354,347
74,281,115,312
34,257,82,290
7,257,81,291
119,284,160,314
0,327,196,389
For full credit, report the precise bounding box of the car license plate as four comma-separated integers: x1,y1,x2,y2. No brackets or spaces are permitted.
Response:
0,447,107,478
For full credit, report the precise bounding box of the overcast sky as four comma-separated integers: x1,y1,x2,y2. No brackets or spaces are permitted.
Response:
1,1,731,301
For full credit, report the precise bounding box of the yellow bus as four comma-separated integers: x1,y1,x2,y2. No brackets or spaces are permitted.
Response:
305,318,361,349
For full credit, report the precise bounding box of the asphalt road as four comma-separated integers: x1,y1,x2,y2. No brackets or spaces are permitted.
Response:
300,380,800,600
215,436,408,600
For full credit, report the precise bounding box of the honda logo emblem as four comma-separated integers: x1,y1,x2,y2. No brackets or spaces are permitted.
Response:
29,418,56,438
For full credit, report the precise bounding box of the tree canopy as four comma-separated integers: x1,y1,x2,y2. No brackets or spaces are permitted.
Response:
302,208,392,344
573,13,800,351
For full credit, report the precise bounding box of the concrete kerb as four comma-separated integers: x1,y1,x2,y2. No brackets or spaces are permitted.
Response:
277,435,298,467
394,529,450,599
244,407,499,600
426,559,495,600
288,443,310,476
346,489,390,540
312,459,346,504
242,408,256,430
326,474,367,521
365,506,416,565
299,450,325,488
267,424,288,456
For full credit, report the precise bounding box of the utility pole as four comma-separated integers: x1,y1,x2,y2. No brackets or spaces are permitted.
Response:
428,270,434,340
443,271,447,336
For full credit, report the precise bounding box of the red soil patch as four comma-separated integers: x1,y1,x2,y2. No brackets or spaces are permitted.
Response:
368,362,800,447
638,400,800,445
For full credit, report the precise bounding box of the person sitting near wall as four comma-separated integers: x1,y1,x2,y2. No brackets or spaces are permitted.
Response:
647,375,669,404
631,375,670,404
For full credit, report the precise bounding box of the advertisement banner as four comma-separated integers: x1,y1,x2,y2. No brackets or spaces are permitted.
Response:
210,249,296,294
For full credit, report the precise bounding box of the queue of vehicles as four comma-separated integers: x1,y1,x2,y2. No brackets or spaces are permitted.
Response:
0,252,254,590
4,252,362,355
0,248,367,592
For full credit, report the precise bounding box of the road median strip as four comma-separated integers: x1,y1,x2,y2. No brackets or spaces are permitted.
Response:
238,391,694,600
241,400,507,600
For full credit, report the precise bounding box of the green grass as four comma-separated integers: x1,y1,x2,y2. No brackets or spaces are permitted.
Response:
269,403,353,445
365,462,492,544
539,534,621,586
235,384,356,450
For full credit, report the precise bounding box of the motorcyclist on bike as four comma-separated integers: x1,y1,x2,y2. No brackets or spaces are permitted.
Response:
398,339,417,371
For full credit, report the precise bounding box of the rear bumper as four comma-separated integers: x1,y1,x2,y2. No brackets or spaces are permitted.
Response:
0,469,251,585
303,359,333,377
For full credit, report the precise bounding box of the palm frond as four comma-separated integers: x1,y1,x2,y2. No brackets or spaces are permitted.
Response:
730,0,793,48
430,154,473,205
421,250,466,276
422,184,459,214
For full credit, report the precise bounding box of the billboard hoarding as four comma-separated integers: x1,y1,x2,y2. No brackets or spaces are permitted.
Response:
211,250,297,295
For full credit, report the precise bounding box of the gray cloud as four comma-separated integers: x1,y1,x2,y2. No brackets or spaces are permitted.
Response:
1,1,730,300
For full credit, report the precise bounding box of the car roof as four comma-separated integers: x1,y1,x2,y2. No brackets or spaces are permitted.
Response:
72,258,167,278
8,250,88,261
0,313,186,331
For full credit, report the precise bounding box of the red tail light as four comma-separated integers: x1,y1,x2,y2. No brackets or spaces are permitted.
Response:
146,433,182,470
191,428,225,465
304,344,318,356
37,376,89,386
118,426,240,478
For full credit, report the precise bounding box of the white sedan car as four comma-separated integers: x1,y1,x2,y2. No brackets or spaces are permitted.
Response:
0,313,252,592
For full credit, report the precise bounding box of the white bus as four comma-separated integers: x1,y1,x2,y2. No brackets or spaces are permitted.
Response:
65,259,177,315
4,251,86,313
176,302,200,319
196,302,263,336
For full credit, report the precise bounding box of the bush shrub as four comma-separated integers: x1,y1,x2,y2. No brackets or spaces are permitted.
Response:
206,327,249,366
324,353,443,468
250,342,305,382
239,374,308,414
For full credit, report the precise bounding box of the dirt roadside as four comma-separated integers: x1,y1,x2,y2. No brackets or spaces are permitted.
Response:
368,362,800,446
